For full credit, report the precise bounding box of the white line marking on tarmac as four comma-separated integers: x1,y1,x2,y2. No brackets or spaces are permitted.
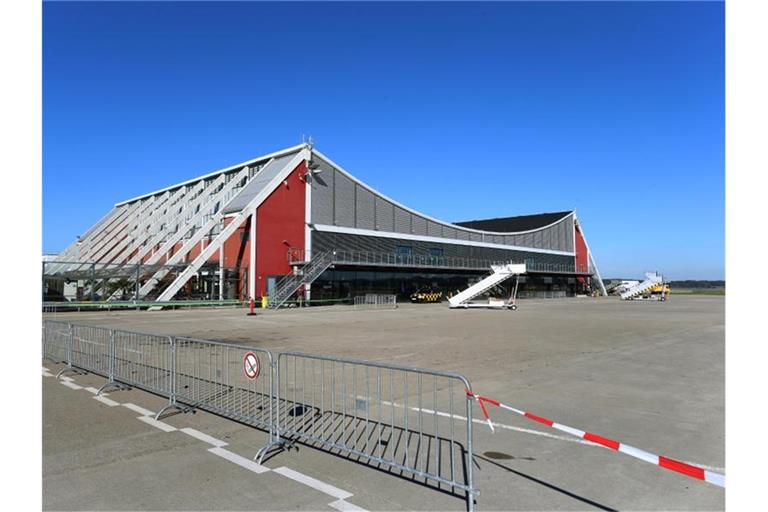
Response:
328,499,369,512
45,372,365,509
274,467,353,500
180,427,228,447
380,400,725,472
207,447,270,474
380,399,600,447
93,395,120,407
42,371,54,378
121,403,155,417
137,415,177,432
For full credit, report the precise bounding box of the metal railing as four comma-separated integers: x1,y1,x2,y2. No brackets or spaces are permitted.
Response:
290,249,506,272
353,294,398,309
269,251,335,308
289,249,590,274
42,299,244,313
41,321,476,510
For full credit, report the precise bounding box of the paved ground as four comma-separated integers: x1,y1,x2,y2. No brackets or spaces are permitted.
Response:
43,295,725,510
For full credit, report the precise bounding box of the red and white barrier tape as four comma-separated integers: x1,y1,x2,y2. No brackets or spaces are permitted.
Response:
466,390,724,488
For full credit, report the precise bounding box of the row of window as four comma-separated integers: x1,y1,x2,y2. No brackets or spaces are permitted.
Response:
396,245,444,258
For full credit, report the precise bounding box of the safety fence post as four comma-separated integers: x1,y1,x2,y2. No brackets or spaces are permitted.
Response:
154,336,193,420
96,329,130,395
255,352,294,462
67,324,72,368
466,385,475,512
56,324,81,380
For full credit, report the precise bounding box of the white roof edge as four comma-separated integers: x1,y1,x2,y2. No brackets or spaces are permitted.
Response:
311,148,574,236
114,143,308,206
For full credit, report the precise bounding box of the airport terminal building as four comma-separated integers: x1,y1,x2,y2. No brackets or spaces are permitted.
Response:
45,144,606,306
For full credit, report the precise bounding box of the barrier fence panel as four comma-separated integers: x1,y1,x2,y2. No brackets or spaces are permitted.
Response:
353,294,398,310
273,352,477,511
70,324,112,378
171,337,274,437
42,320,70,363
112,329,174,399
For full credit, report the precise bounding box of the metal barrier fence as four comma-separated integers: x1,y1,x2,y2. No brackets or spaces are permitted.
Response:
42,320,70,364
41,320,477,510
111,329,174,399
70,324,112,378
353,294,398,310
172,337,274,439
265,352,477,509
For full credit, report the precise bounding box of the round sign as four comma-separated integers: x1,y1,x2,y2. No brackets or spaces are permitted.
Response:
243,352,260,380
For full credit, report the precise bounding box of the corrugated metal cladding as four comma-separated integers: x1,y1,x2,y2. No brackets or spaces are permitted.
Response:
309,155,575,252
375,196,394,231
394,206,410,233
427,221,442,237
312,232,574,267
412,215,427,236
355,187,375,230
333,172,356,227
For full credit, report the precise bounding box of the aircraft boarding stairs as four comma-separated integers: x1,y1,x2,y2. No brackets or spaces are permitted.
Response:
620,272,664,300
448,263,526,309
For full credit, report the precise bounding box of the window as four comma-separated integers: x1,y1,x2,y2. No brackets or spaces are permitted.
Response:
429,248,444,258
396,245,412,256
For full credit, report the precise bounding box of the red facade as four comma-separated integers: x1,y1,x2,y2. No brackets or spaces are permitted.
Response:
254,161,307,297
574,224,588,273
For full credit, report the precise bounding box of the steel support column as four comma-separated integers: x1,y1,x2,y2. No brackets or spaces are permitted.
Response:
219,246,224,301
90,263,96,302
135,263,141,302
249,211,256,300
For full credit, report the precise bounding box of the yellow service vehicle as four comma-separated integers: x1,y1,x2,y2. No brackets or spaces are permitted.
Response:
646,283,671,298
627,283,671,301
410,289,443,303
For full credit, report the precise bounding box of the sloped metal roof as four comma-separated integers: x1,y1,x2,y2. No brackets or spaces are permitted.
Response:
221,153,298,214
454,211,573,233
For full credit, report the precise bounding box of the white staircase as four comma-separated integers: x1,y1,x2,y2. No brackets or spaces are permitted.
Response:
620,272,664,300
448,263,526,308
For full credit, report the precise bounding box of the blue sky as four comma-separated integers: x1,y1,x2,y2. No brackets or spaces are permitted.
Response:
43,1,724,279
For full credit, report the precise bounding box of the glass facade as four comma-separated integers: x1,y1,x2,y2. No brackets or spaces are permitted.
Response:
310,268,593,301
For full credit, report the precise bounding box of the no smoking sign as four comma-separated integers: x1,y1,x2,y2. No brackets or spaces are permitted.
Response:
243,352,260,380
